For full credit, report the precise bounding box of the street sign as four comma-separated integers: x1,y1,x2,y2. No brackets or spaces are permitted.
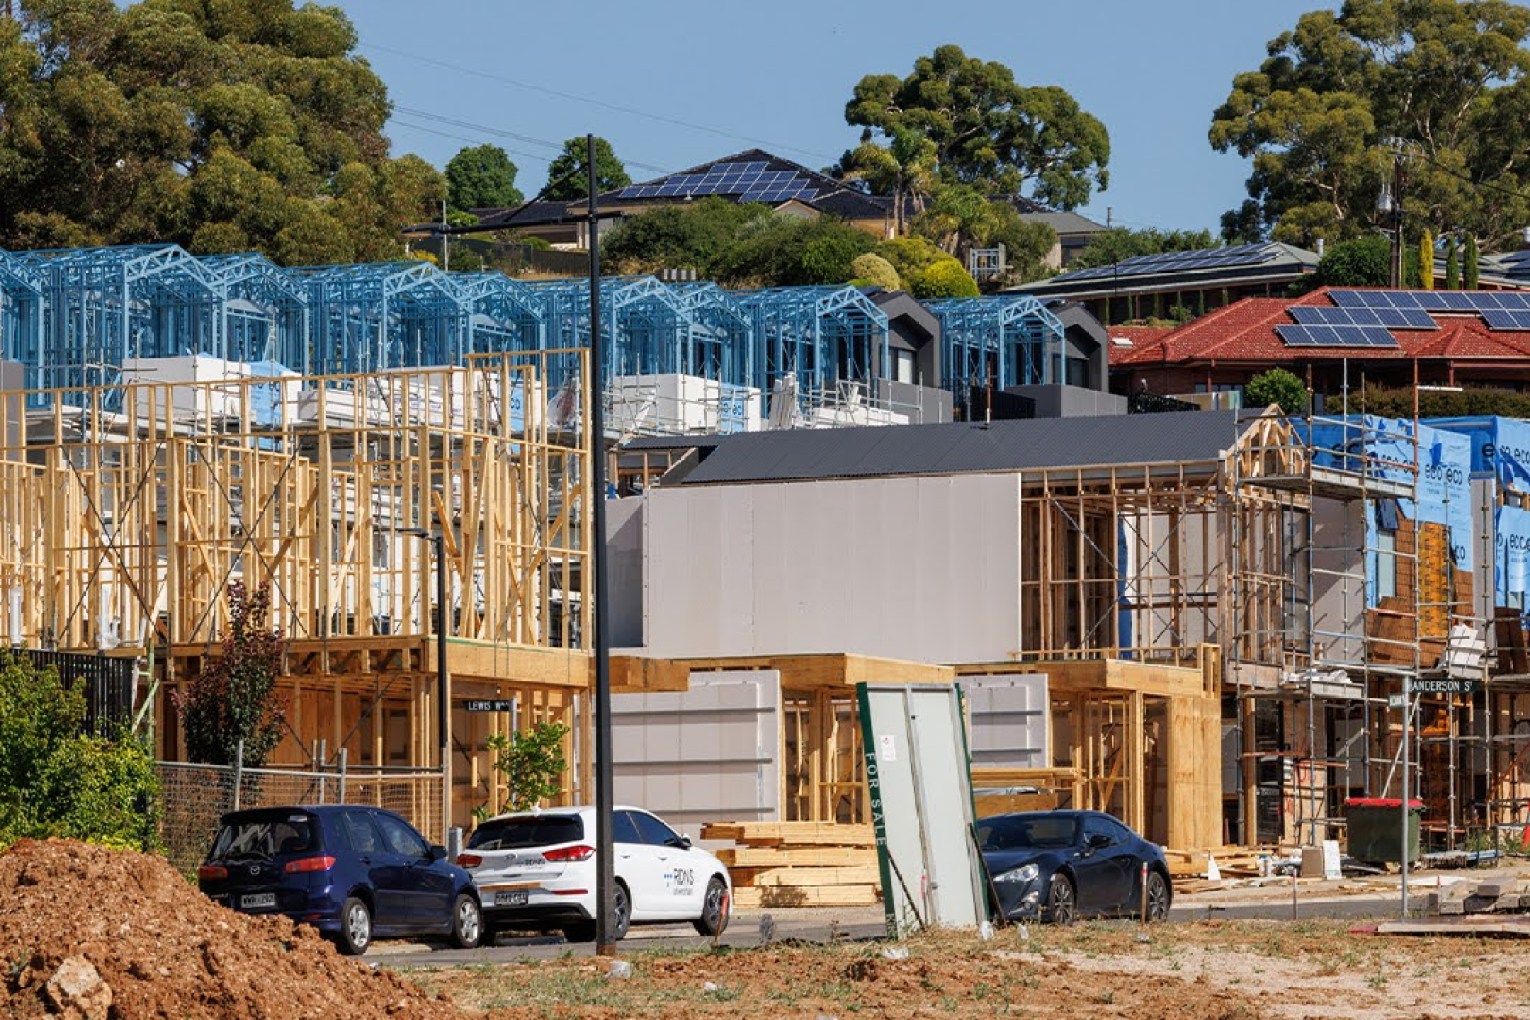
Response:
464,699,515,712
1412,678,1480,696
1387,693,1406,709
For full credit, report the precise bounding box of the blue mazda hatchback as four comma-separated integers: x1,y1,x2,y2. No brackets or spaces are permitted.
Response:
198,804,481,955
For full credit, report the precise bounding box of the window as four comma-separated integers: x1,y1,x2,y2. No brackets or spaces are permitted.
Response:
613,811,642,844
1083,815,1130,845
630,811,682,847
210,813,315,859
373,812,430,858
1375,528,1397,600
339,811,381,854
468,815,584,851
894,349,916,385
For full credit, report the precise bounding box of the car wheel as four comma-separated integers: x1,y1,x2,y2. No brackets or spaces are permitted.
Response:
562,882,631,943
335,896,372,955
1145,870,1170,922
1046,874,1076,925
612,881,631,940
451,893,482,949
693,876,730,936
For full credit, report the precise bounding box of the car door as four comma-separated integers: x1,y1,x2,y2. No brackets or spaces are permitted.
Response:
1074,815,1135,915
614,810,664,918
338,809,408,930
630,810,700,919
372,810,452,932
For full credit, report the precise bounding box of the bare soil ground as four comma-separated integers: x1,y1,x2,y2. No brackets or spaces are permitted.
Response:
4,839,1530,1019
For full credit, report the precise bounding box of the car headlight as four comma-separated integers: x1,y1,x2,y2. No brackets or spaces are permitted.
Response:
993,863,1039,884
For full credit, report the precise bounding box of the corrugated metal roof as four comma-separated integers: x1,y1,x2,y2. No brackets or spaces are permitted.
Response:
672,410,1249,485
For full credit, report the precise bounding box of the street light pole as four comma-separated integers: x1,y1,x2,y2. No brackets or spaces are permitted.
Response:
586,133,617,956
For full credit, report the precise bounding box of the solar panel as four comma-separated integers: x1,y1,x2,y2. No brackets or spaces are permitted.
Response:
1482,309,1530,330
1277,324,1401,347
1290,306,1435,329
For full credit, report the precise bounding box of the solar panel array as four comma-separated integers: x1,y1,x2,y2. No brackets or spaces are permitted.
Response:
612,161,827,204
1055,242,1281,282
1289,305,1436,329
1276,324,1401,348
1325,288,1530,332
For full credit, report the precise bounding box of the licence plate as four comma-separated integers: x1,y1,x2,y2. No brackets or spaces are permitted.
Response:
240,893,277,910
494,889,529,907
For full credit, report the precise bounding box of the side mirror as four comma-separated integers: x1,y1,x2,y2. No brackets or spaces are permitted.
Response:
668,834,692,850
428,844,448,862
1085,833,1111,850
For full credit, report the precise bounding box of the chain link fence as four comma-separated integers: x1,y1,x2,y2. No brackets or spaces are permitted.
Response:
156,758,444,875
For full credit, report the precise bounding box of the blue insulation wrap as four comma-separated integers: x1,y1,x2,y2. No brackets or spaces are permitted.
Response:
1497,504,1530,606
1427,416,1530,492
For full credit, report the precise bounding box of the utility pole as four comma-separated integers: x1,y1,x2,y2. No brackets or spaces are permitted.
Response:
441,200,450,274
1383,140,1406,289
587,133,617,957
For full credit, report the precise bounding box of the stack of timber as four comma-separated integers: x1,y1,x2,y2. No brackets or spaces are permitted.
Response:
702,822,881,908
1163,847,1269,891
1427,878,1530,916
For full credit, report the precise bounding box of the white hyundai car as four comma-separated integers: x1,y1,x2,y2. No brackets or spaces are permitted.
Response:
457,805,731,943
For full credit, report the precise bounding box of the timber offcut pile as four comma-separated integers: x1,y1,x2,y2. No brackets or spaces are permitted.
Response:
702,822,882,909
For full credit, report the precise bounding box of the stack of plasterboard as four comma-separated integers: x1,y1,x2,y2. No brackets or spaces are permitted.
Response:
701,821,882,908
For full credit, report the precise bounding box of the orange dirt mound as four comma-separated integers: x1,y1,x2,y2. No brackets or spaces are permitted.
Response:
0,838,463,1020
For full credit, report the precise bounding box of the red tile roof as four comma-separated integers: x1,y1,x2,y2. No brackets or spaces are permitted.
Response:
1105,325,1176,366
1118,288,1530,367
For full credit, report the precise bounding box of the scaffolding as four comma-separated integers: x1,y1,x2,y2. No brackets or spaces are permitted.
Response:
924,294,1064,394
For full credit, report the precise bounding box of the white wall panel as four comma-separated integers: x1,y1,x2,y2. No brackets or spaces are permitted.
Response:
643,474,1024,663
612,670,780,835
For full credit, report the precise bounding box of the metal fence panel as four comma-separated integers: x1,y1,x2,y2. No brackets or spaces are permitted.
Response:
156,761,444,874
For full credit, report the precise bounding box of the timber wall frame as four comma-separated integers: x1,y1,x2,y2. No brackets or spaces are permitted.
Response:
0,351,595,823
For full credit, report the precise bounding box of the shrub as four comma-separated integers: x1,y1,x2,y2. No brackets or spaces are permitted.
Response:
481,721,570,816
1316,236,1390,287
0,655,160,850
849,252,902,291
914,258,980,298
175,582,286,768
1245,368,1309,414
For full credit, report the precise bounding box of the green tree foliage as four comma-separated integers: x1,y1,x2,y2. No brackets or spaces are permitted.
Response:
849,252,902,291
1245,368,1309,414
605,199,874,287
909,182,1056,283
602,197,766,274
1315,235,1390,287
1210,1,1530,248
846,44,1109,209
834,125,938,234
1070,227,1218,270
445,144,522,212
875,235,978,297
174,582,286,768
543,136,631,201
917,259,980,298
1359,384,1530,417
0,0,443,262
709,215,874,287
482,721,570,815
1466,234,1481,289
0,655,159,850
1445,235,1461,289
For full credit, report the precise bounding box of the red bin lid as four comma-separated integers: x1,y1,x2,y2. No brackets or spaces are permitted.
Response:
1344,797,1424,810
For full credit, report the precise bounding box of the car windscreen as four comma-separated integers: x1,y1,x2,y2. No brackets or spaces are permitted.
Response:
209,813,317,860
977,815,1078,852
468,815,584,850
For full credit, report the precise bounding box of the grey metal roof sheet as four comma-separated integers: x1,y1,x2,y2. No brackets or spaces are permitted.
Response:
672,410,1248,485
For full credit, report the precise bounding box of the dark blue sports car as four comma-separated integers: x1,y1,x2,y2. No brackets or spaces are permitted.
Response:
976,810,1172,924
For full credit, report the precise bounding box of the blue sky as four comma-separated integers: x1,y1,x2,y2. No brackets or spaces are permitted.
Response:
341,0,1330,234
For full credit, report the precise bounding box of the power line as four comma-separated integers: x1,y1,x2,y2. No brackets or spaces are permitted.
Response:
393,105,669,174
390,116,555,168
363,42,839,164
